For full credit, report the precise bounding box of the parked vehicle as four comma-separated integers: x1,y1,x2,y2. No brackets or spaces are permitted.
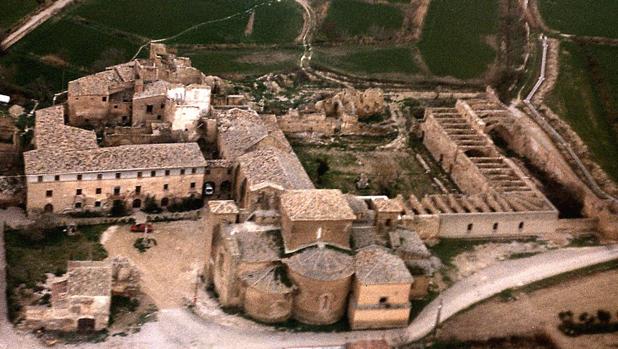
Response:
130,223,154,233
204,183,214,196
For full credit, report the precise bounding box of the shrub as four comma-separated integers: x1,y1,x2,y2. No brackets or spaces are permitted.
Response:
110,200,128,217
143,196,162,214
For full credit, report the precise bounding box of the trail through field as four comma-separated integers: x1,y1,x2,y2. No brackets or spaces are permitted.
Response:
130,0,276,60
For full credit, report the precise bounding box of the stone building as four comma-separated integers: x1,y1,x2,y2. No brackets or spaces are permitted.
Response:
23,106,207,215
67,44,208,128
348,245,413,330
279,189,356,253
283,246,354,325
23,258,139,332
411,101,560,238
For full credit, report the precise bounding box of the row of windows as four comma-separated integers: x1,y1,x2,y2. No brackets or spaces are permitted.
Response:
37,168,200,183
45,182,197,198
466,222,525,232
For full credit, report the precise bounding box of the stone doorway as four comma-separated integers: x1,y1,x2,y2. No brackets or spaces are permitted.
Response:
77,318,95,332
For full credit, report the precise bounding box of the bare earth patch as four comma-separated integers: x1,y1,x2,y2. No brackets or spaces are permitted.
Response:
101,220,207,309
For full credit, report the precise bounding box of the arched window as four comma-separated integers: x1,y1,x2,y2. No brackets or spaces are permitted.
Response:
518,222,524,231
492,222,499,231
466,223,473,233
318,293,332,312
44,203,54,213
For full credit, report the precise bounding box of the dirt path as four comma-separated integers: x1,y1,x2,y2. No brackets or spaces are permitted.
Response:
1,0,75,50
439,268,618,349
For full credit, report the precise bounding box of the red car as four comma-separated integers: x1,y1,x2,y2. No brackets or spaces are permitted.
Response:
130,224,154,233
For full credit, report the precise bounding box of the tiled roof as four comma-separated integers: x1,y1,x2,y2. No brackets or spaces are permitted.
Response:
239,266,293,294
207,200,239,215
68,69,128,96
222,223,282,263
354,245,413,285
24,142,207,175
134,80,172,99
34,106,98,151
237,148,314,191
372,197,404,213
66,261,112,297
389,229,431,259
280,189,356,221
284,246,354,281
217,108,269,159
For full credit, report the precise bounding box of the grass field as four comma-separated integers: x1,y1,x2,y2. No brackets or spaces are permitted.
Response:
178,47,302,77
318,0,404,41
546,42,618,181
312,46,420,78
538,0,618,38
419,0,498,79
0,0,39,31
72,0,302,44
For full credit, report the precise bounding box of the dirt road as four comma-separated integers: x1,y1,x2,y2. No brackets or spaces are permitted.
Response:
0,0,75,50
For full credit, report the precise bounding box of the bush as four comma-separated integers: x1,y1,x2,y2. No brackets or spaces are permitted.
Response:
167,197,204,212
133,237,157,253
143,196,162,214
110,200,128,217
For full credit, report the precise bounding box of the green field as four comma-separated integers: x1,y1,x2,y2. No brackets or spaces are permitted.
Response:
178,47,302,77
312,46,420,78
546,42,618,181
71,0,302,44
318,0,404,41
0,0,39,31
538,0,618,38
419,0,498,79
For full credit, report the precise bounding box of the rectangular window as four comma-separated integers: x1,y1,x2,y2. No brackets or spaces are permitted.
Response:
46,190,53,197
55,175,60,181
115,172,121,179
114,187,120,195
205,169,211,175
76,189,82,195
96,188,102,194
190,182,196,189
77,174,82,181
37,176,43,182
137,171,142,178
97,173,103,180
102,96,107,102
191,168,197,174
227,168,232,175
163,184,168,191
135,186,141,194
146,104,154,113
165,170,170,176
151,170,156,177
94,201,101,207
180,169,185,175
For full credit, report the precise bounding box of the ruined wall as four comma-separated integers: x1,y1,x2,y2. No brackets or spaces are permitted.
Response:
287,269,352,325
348,281,411,330
280,215,353,252
437,210,558,238
132,95,166,127
67,94,109,126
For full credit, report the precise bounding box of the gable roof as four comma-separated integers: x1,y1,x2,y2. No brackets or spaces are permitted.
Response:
237,148,314,192
280,189,356,221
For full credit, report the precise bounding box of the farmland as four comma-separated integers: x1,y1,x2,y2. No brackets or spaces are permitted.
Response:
318,0,404,41
0,0,39,31
538,0,618,38
545,42,618,181
418,0,499,80
312,46,420,79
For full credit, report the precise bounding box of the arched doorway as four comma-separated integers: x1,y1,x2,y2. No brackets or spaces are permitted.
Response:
161,197,169,207
43,203,54,213
132,198,142,208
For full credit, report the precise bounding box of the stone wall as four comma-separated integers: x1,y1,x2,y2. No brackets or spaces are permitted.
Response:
27,169,204,214
242,286,293,324
280,215,353,252
287,269,352,325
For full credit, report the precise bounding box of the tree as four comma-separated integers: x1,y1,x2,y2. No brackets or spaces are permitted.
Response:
110,200,128,217
143,195,162,214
